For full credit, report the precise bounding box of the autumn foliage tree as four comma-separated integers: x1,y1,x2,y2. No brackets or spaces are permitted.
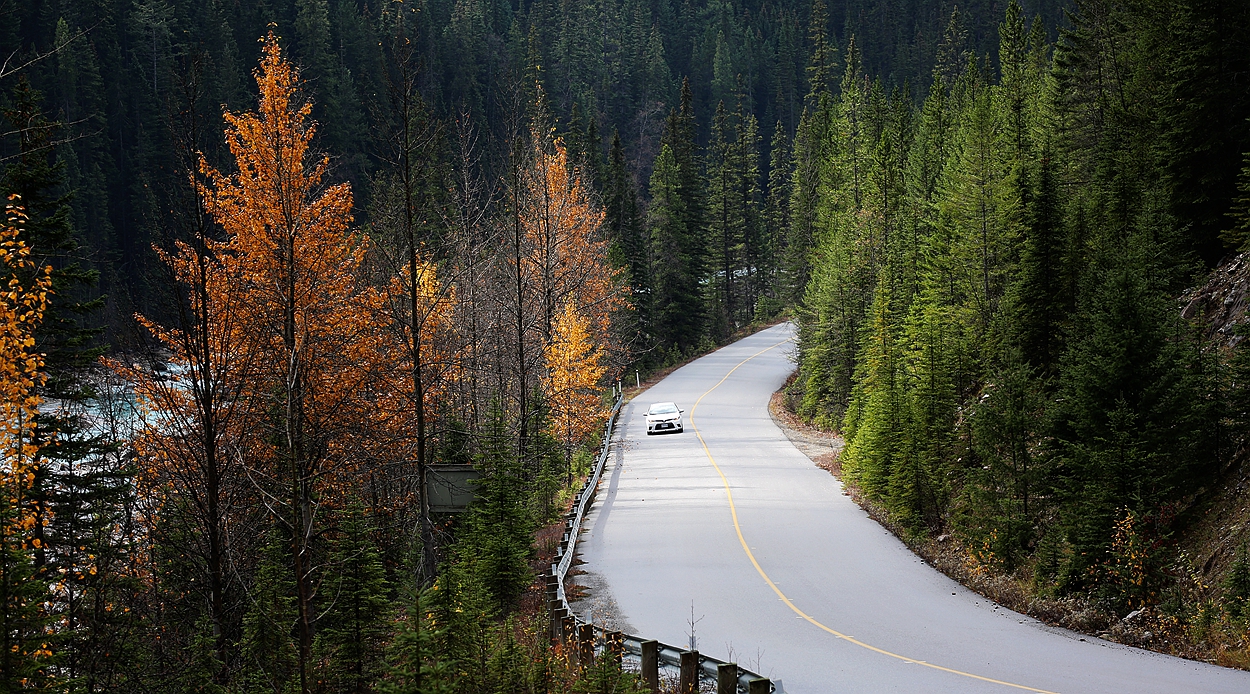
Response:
521,125,621,343
129,34,395,693
198,34,390,692
0,197,54,689
543,299,608,476
519,115,625,467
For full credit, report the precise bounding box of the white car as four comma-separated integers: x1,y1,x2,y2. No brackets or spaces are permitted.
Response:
645,402,684,435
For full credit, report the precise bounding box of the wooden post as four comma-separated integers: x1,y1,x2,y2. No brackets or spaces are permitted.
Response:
550,607,567,642
641,640,659,692
717,663,739,694
606,631,624,666
578,623,595,668
679,650,699,694
561,616,576,648
747,678,771,694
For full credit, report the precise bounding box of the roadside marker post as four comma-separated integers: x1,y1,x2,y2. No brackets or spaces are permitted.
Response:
640,640,659,692
679,650,699,693
606,630,624,665
577,624,595,668
717,663,738,694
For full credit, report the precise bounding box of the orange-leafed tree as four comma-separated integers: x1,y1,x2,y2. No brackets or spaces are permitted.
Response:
197,34,386,692
543,298,608,478
522,126,624,344
509,105,627,465
0,197,54,689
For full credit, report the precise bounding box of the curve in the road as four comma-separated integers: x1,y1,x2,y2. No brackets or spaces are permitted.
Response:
688,336,1056,694
573,323,1250,693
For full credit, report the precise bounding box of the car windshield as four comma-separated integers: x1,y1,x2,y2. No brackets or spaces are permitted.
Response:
648,403,678,415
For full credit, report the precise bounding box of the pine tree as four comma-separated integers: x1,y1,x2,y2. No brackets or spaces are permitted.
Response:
1007,145,1069,377
966,346,1045,570
647,145,703,354
896,289,958,530
1227,148,1250,249
841,281,903,502
381,587,449,694
2,77,132,689
294,0,365,167
314,507,392,693
1225,544,1250,619
705,101,739,339
734,97,763,322
237,529,299,694
605,131,647,319
1050,231,1216,589
763,120,792,312
463,401,533,612
661,78,704,259
934,75,1019,339
804,0,835,102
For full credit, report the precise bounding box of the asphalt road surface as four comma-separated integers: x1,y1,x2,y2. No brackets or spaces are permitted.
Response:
571,322,1250,693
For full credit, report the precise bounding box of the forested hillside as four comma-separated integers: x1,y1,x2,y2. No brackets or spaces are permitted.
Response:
2,0,1250,689
0,0,1064,344
790,0,1250,665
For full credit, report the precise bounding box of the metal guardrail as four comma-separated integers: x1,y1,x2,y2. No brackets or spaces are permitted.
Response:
547,390,783,694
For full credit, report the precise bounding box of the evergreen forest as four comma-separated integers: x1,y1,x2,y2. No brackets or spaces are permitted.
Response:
1,0,1250,690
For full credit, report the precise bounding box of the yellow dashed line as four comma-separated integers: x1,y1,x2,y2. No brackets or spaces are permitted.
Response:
687,336,1059,694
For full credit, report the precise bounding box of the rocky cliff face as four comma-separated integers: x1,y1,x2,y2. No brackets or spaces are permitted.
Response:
1184,253,1250,349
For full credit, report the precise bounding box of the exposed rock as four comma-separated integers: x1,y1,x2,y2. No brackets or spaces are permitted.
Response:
1182,252,1250,349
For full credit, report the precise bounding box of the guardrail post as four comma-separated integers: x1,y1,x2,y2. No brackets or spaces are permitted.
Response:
679,650,699,694
561,616,576,649
640,640,659,692
747,678,771,694
606,631,623,666
550,607,567,642
717,663,738,694
577,624,595,668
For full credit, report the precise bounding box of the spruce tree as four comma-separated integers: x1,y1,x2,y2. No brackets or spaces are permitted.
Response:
896,289,958,530
381,587,449,694
314,507,392,693
841,281,904,502
462,402,533,612
763,120,792,312
1050,231,1216,589
734,96,763,322
705,101,739,339
0,490,55,690
966,346,1045,569
238,529,299,694
2,77,135,688
647,145,703,354
661,78,705,259
605,130,647,318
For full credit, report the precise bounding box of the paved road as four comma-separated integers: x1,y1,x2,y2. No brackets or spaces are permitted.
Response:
571,323,1250,693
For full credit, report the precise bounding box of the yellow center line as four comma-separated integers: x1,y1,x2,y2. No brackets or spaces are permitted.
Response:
687,335,1059,694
